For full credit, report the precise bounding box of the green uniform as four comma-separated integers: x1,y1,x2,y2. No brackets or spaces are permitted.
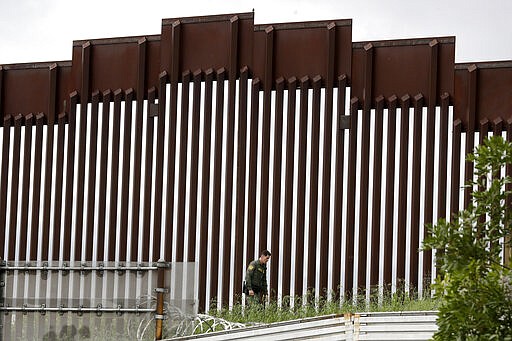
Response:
245,259,268,304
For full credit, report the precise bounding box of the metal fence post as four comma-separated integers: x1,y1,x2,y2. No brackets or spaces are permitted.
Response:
0,258,5,341
155,259,170,340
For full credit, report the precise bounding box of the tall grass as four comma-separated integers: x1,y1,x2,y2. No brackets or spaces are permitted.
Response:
210,288,439,325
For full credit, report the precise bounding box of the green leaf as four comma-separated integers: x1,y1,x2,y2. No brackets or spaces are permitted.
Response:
422,135,512,340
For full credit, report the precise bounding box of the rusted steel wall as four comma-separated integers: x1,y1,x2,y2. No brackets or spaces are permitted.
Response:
0,12,511,312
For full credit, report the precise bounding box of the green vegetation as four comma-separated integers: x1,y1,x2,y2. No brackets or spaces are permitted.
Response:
423,136,512,340
209,290,439,325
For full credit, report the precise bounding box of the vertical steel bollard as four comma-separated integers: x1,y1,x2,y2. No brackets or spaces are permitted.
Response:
0,258,5,341
155,259,169,340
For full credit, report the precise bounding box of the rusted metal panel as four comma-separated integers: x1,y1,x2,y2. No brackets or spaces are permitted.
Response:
352,37,455,108
160,13,253,78
454,62,512,131
2,65,46,117
71,35,160,99
252,19,352,87
1,62,71,119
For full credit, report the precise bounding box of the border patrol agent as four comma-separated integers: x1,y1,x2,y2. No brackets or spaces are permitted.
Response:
244,250,271,305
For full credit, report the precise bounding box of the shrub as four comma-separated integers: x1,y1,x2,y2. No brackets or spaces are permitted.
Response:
423,136,512,340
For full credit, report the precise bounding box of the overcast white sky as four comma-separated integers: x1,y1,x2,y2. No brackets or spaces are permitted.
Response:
0,0,511,64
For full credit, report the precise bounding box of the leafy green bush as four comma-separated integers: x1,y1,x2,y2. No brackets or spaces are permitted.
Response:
423,135,512,340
